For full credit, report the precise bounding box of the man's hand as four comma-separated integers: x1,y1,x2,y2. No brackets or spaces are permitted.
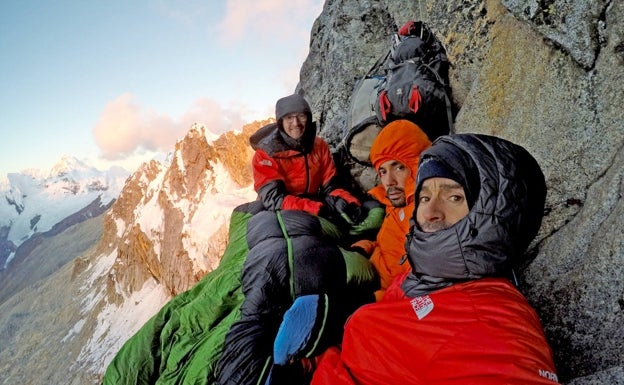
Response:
350,206,385,235
340,202,362,225
325,196,362,225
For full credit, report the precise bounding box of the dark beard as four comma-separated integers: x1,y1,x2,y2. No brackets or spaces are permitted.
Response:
390,196,407,207
386,186,406,207
419,221,453,232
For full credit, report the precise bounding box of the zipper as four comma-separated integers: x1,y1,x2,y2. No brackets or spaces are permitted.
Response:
304,153,311,194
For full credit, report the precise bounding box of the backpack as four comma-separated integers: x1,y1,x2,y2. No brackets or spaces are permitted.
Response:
342,75,385,166
341,20,454,167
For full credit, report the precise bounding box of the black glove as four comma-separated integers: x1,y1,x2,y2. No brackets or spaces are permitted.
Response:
326,196,362,225
317,204,332,219
341,202,363,225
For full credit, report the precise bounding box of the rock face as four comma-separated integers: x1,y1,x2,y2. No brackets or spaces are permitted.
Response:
99,122,261,299
298,0,623,383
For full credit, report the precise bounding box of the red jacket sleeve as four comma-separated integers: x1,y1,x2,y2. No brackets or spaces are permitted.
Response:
252,149,323,215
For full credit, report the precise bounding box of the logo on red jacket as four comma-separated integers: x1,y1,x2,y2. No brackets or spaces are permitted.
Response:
410,295,434,320
538,369,559,382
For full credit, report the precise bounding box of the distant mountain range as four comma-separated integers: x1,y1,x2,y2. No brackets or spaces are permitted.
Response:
0,121,267,383
0,155,131,270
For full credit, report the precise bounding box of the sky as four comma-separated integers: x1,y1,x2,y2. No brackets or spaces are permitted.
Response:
0,0,324,178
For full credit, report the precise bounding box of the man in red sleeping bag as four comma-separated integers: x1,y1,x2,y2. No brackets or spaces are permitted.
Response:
310,133,559,385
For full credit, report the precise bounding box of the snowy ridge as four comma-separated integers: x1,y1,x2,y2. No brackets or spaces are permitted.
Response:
72,123,257,375
76,252,169,375
184,162,255,272
0,156,130,268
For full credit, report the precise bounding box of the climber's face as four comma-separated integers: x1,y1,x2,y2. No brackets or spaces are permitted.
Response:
282,112,307,140
416,177,469,233
378,159,409,207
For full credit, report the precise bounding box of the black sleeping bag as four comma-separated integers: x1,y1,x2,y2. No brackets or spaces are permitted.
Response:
216,209,351,385
101,201,378,385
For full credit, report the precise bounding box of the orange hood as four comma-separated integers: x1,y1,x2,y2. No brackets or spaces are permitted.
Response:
369,120,432,200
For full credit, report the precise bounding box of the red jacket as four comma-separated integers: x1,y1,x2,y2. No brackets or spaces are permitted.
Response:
312,277,559,385
250,123,358,215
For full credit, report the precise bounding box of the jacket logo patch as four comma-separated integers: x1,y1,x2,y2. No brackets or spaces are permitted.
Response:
259,159,273,167
410,295,434,320
538,369,559,382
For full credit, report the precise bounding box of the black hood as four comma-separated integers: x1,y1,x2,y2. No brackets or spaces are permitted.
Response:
275,94,312,121
402,134,547,296
249,121,318,156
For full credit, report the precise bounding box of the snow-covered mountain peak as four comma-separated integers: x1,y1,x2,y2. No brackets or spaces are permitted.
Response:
100,122,261,293
0,157,131,268
66,121,271,376
48,155,94,178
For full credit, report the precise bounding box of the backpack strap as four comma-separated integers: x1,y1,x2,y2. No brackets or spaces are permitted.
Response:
418,61,454,134
409,85,422,113
378,90,391,121
443,90,454,134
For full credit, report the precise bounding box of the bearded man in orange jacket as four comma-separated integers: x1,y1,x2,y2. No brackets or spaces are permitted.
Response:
352,119,432,301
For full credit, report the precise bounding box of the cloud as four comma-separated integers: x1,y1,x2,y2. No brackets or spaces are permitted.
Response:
91,1,324,163
217,0,323,46
92,93,249,160
215,0,323,97
152,0,214,28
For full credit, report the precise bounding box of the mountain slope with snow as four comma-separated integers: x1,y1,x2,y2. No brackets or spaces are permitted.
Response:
71,122,262,378
0,156,130,269
0,120,264,384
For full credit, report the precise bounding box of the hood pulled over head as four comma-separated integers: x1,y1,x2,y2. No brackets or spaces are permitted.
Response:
402,134,547,296
275,94,312,125
369,120,431,199
250,94,317,155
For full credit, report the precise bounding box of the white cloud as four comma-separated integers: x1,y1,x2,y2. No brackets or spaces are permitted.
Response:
92,93,249,160
217,0,323,45
89,1,324,169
